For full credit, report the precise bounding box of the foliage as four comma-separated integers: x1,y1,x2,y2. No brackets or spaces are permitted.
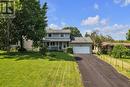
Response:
12,0,47,50
85,30,114,52
39,45,48,55
0,19,8,50
63,26,82,37
113,40,130,43
66,47,73,54
85,32,90,37
96,51,101,55
112,44,128,58
100,48,108,54
0,1,48,51
18,48,27,52
126,29,130,40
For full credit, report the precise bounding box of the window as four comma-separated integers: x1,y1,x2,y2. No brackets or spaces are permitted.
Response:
61,34,64,37
64,45,66,48
48,34,52,37
47,42,49,46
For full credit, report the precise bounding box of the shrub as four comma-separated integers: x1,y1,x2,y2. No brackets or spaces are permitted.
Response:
112,44,128,58
108,51,112,56
100,48,107,54
39,45,48,55
127,49,130,56
18,48,27,52
96,51,101,55
66,47,73,54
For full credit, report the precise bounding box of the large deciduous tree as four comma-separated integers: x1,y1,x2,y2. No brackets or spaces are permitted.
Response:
85,31,114,51
63,27,82,37
12,0,48,51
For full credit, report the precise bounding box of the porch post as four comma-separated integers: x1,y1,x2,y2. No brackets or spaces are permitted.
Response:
58,42,59,50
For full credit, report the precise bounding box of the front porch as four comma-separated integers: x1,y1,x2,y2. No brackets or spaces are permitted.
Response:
44,42,69,51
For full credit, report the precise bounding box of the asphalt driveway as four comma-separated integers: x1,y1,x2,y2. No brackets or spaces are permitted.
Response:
75,54,130,87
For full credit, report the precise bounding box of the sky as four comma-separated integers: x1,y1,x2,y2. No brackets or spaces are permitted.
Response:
40,0,130,40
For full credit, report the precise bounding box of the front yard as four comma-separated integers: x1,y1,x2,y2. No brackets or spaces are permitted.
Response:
0,51,83,87
97,54,130,78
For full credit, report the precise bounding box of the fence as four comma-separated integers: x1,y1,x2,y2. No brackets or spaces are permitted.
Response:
97,55,130,78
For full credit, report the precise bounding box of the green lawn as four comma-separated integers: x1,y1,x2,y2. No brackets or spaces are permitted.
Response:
0,51,83,87
97,54,130,78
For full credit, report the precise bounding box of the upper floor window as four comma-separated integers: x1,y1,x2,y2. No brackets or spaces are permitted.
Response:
61,34,64,37
48,34,52,37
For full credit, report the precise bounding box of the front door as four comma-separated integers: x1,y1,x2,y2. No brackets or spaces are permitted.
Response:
59,42,62,50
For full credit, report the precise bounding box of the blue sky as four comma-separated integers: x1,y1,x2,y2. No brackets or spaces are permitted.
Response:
40,0,130,40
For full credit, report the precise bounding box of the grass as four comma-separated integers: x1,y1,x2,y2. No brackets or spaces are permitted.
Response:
0,51,83,87
97,54,130,78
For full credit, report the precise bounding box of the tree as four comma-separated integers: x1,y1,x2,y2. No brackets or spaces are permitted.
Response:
0,19,8,50
87,30,114,52
126,29,130,40
112,44,128,58
85,32,90,37
0,0,21,50
12,0,48,51
63,27,82,37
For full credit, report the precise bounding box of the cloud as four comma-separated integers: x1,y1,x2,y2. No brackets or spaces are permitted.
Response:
81,15,100,25
102,24,129,33
48,24,61,29
48,22,67,29
84,24,130,39
100,24,130,39
113,0,130,6
100,19,109,26
81,15,109,26
94,3,99,10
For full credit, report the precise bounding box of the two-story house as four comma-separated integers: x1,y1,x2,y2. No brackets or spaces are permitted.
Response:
22,29,93,54
43,29,71,51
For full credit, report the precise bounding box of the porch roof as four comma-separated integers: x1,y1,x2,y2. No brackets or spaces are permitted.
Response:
43,38,70,42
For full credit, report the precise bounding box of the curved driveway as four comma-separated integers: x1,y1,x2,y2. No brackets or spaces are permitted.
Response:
75,54,130,87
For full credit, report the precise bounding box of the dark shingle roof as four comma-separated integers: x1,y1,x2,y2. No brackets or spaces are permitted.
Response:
46,29,71,33
70,37,93,44
102,42,130,46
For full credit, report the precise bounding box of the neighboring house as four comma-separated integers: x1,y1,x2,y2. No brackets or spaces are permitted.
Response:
102,42,130,52
22,29,93,54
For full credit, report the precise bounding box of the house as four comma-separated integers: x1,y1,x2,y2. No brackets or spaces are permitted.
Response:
43,29,71,51
22,29,93,54
101,42,130,52
43,29,93,54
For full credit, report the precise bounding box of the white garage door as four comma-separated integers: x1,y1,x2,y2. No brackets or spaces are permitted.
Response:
73,46,90,54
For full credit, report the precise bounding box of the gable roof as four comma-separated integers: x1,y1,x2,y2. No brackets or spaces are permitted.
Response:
46,29,71,33
102,42,130,46
70,37,93,44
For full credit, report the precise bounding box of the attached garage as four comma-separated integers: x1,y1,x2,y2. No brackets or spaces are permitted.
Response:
70,37,93,54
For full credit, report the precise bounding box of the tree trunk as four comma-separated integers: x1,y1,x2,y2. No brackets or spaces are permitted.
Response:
20,35,24,50
7,19,10,53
